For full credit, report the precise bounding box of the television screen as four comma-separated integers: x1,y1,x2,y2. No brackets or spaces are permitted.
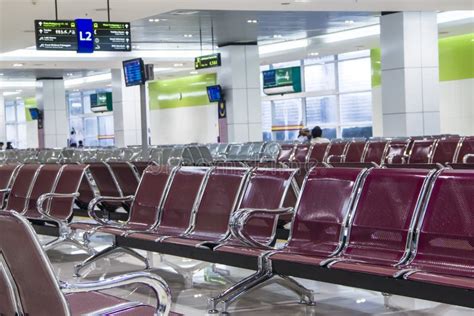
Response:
207,85,223,102
123,58,145,87
29,108,40,120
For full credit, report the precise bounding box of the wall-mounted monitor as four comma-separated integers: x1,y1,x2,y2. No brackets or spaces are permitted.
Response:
207,85,223,103
29,108,41,120
123,58,145,87
262,66,302,95
90,92,113,112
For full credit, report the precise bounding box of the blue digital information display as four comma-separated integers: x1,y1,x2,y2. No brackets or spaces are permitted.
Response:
207,85,223,102
123,58,145,87
76,19,94,53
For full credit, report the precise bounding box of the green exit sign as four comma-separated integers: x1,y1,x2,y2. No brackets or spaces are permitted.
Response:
195,53,221,70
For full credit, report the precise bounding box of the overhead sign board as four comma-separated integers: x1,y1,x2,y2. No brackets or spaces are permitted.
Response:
35,20,77,51
195,53,221,70
76,19,94,53
34,19,132,52
93,22,131,52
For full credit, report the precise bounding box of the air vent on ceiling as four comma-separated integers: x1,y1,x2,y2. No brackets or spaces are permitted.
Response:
170,10,199,16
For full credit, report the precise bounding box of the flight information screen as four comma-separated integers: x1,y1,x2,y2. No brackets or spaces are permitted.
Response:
123,58,145,87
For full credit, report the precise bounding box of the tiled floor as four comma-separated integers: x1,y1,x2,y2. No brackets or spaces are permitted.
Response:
42,234,473,315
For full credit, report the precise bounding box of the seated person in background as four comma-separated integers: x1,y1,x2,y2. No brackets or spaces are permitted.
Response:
297,128,311,143
310,126,330,144
6,142,14,150
0,142,4,150
78,140,84,148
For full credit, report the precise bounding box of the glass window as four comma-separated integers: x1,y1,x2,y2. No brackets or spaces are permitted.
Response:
16,102,26,123
261,101,272,135
342,126,373,139
340,92,372,124
273,98,303,127
306,96,337,126
84,117,98,147
6,106,16,123
304,63,336,92
322,128,337,140
17,124,27,148
6,125,17,143
98,115,114,137
68,92,83,116
338,58,371,92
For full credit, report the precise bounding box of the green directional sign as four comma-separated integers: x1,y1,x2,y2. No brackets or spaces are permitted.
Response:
195,53,222,70
35,20,77,51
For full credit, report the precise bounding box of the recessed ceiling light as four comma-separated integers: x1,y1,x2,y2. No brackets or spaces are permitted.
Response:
247,19,258,24
273,34,283,38
132,45,140,49
154,19,160,22
173,63,184,67
309,52,319,56
345,20,355,24
190,71,198,75
184,34,193,38
13,63,24,67
0,73,4,76
16,89,22,93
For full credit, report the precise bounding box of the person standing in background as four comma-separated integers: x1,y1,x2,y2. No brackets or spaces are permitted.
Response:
6,142,14,150
310,126,330,144
69,129,78,148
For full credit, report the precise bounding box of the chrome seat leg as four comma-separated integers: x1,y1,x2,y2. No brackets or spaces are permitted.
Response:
74,245,149,277
276,275,316,305
207,270,269,314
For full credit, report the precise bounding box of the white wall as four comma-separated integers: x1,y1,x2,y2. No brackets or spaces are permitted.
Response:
0,95,5,142
26,120,39,148
372,78,474,137
149,104,219,145
439,78,474,135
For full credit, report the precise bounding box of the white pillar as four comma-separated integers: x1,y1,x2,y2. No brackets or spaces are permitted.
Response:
36,79,68,148
218,45,262,142
380,12,440,137
0,95,6,142
111,69,142,147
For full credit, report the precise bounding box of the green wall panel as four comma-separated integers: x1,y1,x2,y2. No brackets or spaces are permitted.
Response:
371,33,474,87
24,97,37,122
148,73,217,110
439,33,474,82
370,48,381,87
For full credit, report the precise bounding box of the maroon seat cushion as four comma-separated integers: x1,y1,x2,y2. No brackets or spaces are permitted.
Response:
66,291,127,315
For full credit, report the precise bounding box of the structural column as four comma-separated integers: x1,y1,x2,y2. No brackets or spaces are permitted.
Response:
380,12,440,137
111,69,143,147
218,45,263,142
36,79,68,148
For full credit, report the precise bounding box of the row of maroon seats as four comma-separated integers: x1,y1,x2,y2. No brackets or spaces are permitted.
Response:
64,163,473,312
273,136,474,167
71,166,296,274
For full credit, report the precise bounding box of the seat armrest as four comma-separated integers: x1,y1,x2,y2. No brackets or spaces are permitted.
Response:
229,207,294,249
327,154,345,163
463,154,474,163
88,195,134,225
60,271,171,316
37,192,80,221
0,188,11,194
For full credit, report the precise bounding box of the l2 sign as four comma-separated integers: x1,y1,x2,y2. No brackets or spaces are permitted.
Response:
76,19,94,53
